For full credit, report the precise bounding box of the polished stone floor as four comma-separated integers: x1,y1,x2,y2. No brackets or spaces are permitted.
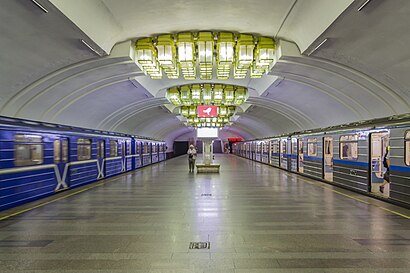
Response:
0,154,409,273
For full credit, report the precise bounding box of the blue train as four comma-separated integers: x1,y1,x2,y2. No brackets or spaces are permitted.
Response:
234,114,410,208
0,116,166,211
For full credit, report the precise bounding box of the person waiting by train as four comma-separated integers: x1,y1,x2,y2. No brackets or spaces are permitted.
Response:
380,146,390,193
187,144,197,173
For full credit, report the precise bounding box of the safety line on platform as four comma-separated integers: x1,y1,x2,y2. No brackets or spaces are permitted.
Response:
0,181,108,221
0,162,164,221
301,179,410,219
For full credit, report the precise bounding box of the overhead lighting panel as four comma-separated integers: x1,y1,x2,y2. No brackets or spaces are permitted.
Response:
308,38,328,56
31,0,48,13
357,0,372,11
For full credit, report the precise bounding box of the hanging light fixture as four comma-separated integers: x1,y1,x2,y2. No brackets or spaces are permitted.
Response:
224,85,235,105
135,37,163,79
234,86,248,105
255,37,276,68
165,84,247,127
191,84,202,104
197,32,214,80
251,36,276,78
202,84,212,105
180,85,191,106
234,34,254,79
216,32,235,80
177,33,195,80
213,84,223,105
135,38,156,67
156,34,179,79
135,32,275,80
166,87,181,106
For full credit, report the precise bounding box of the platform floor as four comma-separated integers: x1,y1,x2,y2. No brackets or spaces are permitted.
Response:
0,154,409,273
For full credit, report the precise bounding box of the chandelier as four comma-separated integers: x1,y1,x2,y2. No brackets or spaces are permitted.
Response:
135,32,276,80
166,84,248,128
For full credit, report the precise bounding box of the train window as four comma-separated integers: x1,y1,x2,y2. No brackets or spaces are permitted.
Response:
340,135,358,160
97,140,105,159
110,140,118,157
54,140,60,163
77,138,91,161
62,139,68,162
405,131,410,166
307,138,317,156
14,134,43,166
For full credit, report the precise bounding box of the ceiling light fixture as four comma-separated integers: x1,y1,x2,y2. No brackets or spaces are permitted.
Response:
308,38,328,56
166,84,248,128
135,32,276,80
357,0,372,11
80,39,103,57
31,0,48,13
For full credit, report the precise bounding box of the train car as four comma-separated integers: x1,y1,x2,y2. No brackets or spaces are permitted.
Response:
235,114,410,207
0,117,166,212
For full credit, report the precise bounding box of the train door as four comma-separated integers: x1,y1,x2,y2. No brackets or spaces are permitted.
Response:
256,142,261,162
370,131,390,196
53,138,69,187
125,140,131,171
291,138,298,172
298,138,304,173
97,140,105,179
270,140,280,167
121,141,126,172
280,139,288,169
323,136,333,181
135,141,142,168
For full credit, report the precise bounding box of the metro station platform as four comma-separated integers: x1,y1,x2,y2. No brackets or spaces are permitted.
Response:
0,154,409,273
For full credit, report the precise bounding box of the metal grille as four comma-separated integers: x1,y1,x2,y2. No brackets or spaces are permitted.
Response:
189,242,210,249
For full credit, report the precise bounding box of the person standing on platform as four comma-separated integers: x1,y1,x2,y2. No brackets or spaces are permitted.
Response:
380,146,390,193
187,144,197,173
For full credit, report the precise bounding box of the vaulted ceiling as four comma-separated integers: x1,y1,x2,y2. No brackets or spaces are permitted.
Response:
0,0,409,145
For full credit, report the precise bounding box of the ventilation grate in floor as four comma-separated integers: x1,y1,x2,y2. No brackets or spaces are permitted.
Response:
189,241,210,249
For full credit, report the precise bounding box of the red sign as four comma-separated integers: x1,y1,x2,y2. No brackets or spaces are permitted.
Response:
197,106,218,117
228,137,242,142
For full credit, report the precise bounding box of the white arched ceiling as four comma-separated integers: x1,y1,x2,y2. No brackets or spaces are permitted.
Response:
49,0,353,54
0,0,409,145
